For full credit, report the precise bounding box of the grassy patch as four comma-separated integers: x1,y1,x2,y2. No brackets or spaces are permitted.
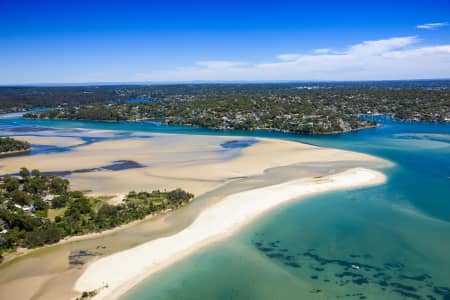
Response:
48,208,66,221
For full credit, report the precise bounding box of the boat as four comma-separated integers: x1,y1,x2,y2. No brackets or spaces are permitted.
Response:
351,264,360,270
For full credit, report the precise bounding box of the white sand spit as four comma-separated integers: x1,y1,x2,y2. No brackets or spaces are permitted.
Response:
75,167,385,300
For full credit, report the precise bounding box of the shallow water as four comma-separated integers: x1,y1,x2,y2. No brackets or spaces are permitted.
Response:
0,115,449,300
120,120,450,300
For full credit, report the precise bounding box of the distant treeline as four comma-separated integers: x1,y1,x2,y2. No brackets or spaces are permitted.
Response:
1,80,450,112
21,81,450,134
0,86,140,113
2,82,449,131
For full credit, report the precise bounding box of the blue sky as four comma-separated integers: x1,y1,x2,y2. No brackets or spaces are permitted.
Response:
1,0,450,84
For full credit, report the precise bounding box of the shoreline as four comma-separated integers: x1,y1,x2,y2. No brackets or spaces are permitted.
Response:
22,116,378,135
75,167,386,300
1,209,156,266
165,122,379,135
0,130,391,300
1,196,193,266
0,148,31,156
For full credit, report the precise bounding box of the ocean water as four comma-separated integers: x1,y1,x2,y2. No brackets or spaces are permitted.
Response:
1,115,449,299
120,121,450,300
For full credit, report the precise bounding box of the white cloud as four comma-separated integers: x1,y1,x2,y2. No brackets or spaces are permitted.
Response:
278,48,337,61
348,36,417,56
195,60,248,69
142,36,450,81
383,45,450,59
416,22,448,29
313,48,334,54
276,53,304,61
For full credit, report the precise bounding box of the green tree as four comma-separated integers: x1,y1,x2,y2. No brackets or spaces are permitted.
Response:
31,169,41,177
33,197,49,212
23,223,61,248
19,167,30,179
51,194,69,209
10,190,31,206
23,176,46,195
48,177,69,194
3,176,19,192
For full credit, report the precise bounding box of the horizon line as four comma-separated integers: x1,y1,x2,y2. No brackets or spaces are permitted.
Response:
1,78,450,87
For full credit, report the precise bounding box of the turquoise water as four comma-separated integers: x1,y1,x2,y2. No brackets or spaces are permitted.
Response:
120,121,450,300
1,115,449,299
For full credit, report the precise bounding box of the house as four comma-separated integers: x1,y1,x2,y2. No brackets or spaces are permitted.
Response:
24,204,34,214
43,194,55,203
0,218,8,234
14,204,34,214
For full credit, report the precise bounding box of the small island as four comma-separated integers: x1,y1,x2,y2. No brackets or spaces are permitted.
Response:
0,137,30,155
0,168,194,262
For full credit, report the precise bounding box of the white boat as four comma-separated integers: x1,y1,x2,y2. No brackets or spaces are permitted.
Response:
351,264,360,270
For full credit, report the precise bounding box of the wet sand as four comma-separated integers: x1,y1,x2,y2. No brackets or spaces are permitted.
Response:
13,135,85,147
0,134,386,197
0,131,390,300
76,168,386,300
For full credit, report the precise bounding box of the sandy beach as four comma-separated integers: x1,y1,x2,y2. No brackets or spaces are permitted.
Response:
0,133,388,197
75,167,386,300
0,130,391,300
13,135,86,147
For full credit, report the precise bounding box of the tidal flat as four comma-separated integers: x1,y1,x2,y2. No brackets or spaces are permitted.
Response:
0,122,388,300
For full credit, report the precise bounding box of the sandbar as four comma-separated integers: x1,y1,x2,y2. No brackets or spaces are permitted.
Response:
0,134,388,197
75,167,386,299
13,135,85,147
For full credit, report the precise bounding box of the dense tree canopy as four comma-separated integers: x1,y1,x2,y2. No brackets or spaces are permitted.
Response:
0,168,194,255
0,137,30,154
22,82,449,134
